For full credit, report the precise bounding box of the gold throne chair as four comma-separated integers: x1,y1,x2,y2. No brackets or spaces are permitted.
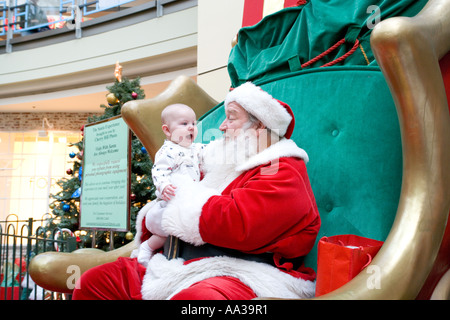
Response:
29,0,450,299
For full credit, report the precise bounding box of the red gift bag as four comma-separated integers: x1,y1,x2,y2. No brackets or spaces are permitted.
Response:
315,234,383,296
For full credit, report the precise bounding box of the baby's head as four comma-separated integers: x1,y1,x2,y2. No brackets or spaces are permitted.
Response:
161,104,198,147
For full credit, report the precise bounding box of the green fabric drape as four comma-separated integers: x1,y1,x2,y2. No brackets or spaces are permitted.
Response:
228,0,428,87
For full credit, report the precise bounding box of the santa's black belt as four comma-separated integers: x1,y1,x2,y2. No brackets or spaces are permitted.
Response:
163,235,304,269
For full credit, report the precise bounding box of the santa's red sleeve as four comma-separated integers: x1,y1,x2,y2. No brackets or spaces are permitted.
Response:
162,157,320,259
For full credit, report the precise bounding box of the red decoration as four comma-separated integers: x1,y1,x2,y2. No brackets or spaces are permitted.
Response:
242,0,303,28
315,235,383,296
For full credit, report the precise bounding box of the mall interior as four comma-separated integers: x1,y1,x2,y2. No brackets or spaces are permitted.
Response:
0,0,247,223
2,0,449,301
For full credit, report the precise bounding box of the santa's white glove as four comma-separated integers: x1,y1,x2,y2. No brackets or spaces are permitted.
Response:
137,241,154,268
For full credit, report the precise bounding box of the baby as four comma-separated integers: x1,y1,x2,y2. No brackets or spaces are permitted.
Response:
137,103,204,266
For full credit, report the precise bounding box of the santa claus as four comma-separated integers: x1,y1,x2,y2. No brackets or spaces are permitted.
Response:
72,82,321,300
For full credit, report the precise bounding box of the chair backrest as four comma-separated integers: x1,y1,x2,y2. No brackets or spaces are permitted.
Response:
196,66,402,270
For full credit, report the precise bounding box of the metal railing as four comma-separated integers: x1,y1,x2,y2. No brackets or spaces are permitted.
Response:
0,0,138,36
0,214,77,300
1,0,185,52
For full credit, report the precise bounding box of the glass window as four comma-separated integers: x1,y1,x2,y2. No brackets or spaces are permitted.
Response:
0,131,81,226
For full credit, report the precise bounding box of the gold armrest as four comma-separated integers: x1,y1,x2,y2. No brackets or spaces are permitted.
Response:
29,241,136,293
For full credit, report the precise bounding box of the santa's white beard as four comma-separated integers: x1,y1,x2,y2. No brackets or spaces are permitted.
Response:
206,130,258,167
201,129,259,191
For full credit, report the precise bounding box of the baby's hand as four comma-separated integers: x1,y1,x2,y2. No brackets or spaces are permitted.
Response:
161,184,177,201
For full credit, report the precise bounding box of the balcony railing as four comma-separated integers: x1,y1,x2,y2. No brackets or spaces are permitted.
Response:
0,0,192,53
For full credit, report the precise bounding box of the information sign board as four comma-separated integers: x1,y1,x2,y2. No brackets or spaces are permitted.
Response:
80,116,131,231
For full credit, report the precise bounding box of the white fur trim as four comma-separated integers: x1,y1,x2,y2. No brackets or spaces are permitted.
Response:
134,201,152,247
225,82,292,137
161,175,221,246
237,138,309,172
141,254,315,300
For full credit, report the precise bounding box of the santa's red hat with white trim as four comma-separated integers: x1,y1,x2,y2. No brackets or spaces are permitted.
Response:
225,82,295,138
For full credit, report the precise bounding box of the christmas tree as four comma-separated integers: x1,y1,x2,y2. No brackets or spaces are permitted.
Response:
48,66,156,250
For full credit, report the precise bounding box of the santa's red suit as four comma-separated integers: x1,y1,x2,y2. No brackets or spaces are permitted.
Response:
72,82,321,300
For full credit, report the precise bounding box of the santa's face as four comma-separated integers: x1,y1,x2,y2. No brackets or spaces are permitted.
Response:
211,102,260,166
219,102,253,140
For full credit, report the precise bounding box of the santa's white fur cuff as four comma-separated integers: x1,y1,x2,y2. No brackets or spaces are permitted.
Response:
161,176,220,246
